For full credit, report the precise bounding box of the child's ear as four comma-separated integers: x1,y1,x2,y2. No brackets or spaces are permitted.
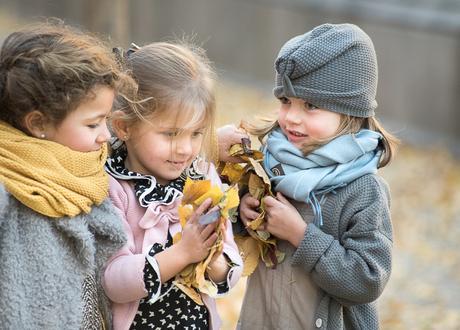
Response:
22,110,49,138
111,110,131,141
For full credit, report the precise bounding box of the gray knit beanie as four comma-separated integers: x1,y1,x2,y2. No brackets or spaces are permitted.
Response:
274,23,378,118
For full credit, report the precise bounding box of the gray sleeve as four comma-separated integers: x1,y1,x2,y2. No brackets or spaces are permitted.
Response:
291,176,393,306
0,185,8,226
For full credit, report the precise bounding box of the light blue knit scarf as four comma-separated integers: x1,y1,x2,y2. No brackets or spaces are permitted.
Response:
263,128,382,226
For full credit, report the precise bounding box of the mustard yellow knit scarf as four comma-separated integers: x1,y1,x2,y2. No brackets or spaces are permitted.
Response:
0,121,109,218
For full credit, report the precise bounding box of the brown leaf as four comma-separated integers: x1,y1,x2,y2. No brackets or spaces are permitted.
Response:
229,144,245,157
234,235,261,276
248,173,265,200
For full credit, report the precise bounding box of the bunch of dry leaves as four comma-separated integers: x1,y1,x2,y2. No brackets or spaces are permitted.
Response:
217,139,285,276
172,178,239,305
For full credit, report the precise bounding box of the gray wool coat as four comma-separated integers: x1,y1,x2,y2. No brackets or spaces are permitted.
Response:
236,174,393,330
0,185,127,330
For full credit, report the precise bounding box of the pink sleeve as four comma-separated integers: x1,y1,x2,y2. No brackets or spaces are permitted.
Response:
222,219,243,289
102,177,148,304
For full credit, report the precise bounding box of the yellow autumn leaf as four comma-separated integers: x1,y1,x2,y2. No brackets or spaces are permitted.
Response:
220,162,245,184
237,169,250,187
182,178,211,204
255,230,270,241
246,211,265,231
180,264,195,278
259,243,274,268
251,150,264,160
178,204,193,227
195,251,213,286
172,232,182,244
200,279,218,297
229,143,245,156
174,178,239,301
235,235,261,276
240,150,264,162
219,185,240,219
194,185,223,207
246,228,277,246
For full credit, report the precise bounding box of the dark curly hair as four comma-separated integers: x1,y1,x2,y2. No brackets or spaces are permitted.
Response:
0,20,131,131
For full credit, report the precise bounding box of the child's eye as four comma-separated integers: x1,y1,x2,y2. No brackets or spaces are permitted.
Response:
192,131,204,138
305,102,319,111
87,124,99,129
163,130,179,137
278,97,290,105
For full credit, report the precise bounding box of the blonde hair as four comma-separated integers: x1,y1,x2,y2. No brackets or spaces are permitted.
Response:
115,41,217,161
0,20,132,131
242,112,399,168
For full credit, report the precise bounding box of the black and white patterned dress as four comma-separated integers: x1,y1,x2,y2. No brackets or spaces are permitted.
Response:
131,238,227,330
106,145,205,206
106,143,229,330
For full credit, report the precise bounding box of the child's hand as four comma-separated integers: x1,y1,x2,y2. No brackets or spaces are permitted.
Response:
207,252,230,283
217,124,249,163
263,192,307,247
239,193,260,226
178,198,218,264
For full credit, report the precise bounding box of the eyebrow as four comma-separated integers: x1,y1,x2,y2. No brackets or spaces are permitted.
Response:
86,112,110,121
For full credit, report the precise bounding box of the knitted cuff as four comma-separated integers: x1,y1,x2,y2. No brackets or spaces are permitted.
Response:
291,223,334,272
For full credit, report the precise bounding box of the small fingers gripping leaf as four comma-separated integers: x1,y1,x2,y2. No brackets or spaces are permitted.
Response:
173,178,239,304
217,139,285,276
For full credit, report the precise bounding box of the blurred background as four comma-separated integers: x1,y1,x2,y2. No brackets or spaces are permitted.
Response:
1,0,459,328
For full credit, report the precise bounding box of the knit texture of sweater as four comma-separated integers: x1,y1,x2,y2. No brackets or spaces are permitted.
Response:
0,185,127,330
293,174,392,329
237,174,392,329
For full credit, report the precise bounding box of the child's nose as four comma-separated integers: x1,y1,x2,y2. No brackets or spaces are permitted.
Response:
285,106,302,124
175,136,193,155
97,124,111,143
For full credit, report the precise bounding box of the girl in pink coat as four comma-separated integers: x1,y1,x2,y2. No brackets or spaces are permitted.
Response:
103,42,243,330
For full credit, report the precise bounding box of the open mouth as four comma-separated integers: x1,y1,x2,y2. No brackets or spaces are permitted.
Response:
285,129,309,143
287,129,307,137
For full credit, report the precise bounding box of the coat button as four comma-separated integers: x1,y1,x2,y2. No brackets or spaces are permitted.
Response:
315,318,323,328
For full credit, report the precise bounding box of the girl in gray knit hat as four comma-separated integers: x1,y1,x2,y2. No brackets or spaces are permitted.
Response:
236,23,399,329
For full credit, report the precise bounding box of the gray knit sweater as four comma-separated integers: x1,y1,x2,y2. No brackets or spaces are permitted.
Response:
0,185,127,330
237,174,392,329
